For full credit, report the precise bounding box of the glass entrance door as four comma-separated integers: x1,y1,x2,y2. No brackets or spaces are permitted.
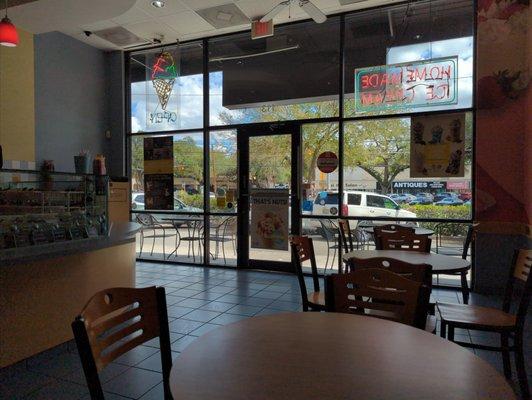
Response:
237,124,300,272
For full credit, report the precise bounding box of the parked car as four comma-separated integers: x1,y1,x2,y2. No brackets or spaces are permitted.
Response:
390,193,416,203
435,197,464,206
433,192,458,202
131,192,202,212
458,192,472,201
409,192,434,205
312,191,417,219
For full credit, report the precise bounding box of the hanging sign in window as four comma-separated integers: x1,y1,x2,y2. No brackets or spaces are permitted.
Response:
354,56,458,113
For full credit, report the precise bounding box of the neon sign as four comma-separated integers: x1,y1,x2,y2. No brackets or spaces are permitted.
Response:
354,56,458,113
151,52,178,110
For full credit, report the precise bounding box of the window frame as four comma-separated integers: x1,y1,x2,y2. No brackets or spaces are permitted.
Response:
124,0,477,268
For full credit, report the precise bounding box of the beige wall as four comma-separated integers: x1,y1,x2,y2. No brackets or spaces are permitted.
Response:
0,28,35,162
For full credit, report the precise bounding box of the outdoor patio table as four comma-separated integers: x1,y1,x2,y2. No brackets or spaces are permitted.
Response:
162,217,204,261
343,249,471,303
169,313,516,400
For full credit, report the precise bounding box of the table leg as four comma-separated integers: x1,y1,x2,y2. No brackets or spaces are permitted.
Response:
460,271,469,304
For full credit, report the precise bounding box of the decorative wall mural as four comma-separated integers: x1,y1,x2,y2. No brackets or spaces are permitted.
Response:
151,52,178,110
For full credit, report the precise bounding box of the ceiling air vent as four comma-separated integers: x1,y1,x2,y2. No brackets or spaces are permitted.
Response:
196,3,250,29
93,26,151,48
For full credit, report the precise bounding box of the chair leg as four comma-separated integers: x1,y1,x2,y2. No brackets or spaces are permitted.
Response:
501,333,512,380
447,325,455,341
515,332,530,400
150,229,156,256
460,271,469,304
440,321,447,339
139,231,144,256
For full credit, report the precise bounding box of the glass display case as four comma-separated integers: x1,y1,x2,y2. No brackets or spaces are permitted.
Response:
0,169,108,249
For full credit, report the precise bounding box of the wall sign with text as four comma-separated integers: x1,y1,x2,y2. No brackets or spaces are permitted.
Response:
354,56,458,113
250,189,289,251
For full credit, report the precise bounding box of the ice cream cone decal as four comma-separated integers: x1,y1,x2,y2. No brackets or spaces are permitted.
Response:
151,52,177,110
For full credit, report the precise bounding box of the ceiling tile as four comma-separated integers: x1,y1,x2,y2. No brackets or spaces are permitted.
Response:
235,0,282,20
111,5,153,25
136,0,189,17
159,11,214,36
124,19,180,42
180,0,230,11
81,20,119,32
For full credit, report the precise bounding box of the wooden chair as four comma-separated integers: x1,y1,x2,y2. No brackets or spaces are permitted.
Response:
438,249,532,399
373,224,415,250
347,256,434,331
290,236,326,311
325,268,430,328
338,219,354,254
377,230,432,253
72,287,173,400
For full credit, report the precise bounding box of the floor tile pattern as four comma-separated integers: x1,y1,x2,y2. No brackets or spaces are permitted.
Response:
1,261,530,399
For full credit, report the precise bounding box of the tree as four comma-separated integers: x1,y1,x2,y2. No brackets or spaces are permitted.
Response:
343,118,410,193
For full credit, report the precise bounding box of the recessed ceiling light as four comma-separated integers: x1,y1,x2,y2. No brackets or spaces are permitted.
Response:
151,0,165,8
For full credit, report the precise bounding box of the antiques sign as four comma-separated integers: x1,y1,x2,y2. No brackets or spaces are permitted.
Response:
354,56,458,113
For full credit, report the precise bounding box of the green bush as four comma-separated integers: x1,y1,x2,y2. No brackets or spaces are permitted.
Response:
403,204,471,237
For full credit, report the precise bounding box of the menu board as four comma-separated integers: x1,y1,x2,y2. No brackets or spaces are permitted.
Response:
410,113,466,178
144,136,174,210
250,189,289,251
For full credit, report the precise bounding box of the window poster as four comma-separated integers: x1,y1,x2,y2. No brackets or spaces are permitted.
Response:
410,113,465,178
144,174,174,210
144,136,174,210
250,189,289,251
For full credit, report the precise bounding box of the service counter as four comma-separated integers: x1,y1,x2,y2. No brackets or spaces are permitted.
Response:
0,221,140,367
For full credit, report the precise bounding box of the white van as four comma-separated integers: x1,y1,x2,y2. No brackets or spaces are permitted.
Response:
312,191,417,220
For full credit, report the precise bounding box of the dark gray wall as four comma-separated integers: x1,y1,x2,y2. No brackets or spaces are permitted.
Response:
105,51,125,177
34,32,111,173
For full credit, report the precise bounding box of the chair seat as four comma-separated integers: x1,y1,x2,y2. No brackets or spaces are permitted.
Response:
437,302,516,330
308,292,325,309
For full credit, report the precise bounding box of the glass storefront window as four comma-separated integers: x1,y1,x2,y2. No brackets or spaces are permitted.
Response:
342,112,473,220
129,42,203,132
210,130,237,213
343,0,474,117
208,18,340,126
301,123,339,216
130,132,204,211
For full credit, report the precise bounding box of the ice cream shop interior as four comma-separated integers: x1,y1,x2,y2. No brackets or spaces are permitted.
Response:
0,0,530,399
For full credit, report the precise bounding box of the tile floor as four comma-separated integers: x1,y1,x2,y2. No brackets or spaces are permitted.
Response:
1,261,530,399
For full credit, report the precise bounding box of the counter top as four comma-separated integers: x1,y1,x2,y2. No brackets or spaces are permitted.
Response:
0,221,141,267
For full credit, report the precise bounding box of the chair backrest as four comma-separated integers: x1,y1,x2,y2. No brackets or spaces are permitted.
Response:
348,257,432,329
135,213,156,227
503,249,532,330
377,230,431,253
461,224,476,260
338,219,354,253
72,287,172,400
373,224,415,249
325,268,428,327
348,256,432,287
319,219,338,240
290,236,320,311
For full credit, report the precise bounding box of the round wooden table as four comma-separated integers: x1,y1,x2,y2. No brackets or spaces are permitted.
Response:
170,313,515,400
362,226,435,236
343,249,471,303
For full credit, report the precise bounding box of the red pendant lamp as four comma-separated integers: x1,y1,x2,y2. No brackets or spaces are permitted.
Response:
0,0,18,47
